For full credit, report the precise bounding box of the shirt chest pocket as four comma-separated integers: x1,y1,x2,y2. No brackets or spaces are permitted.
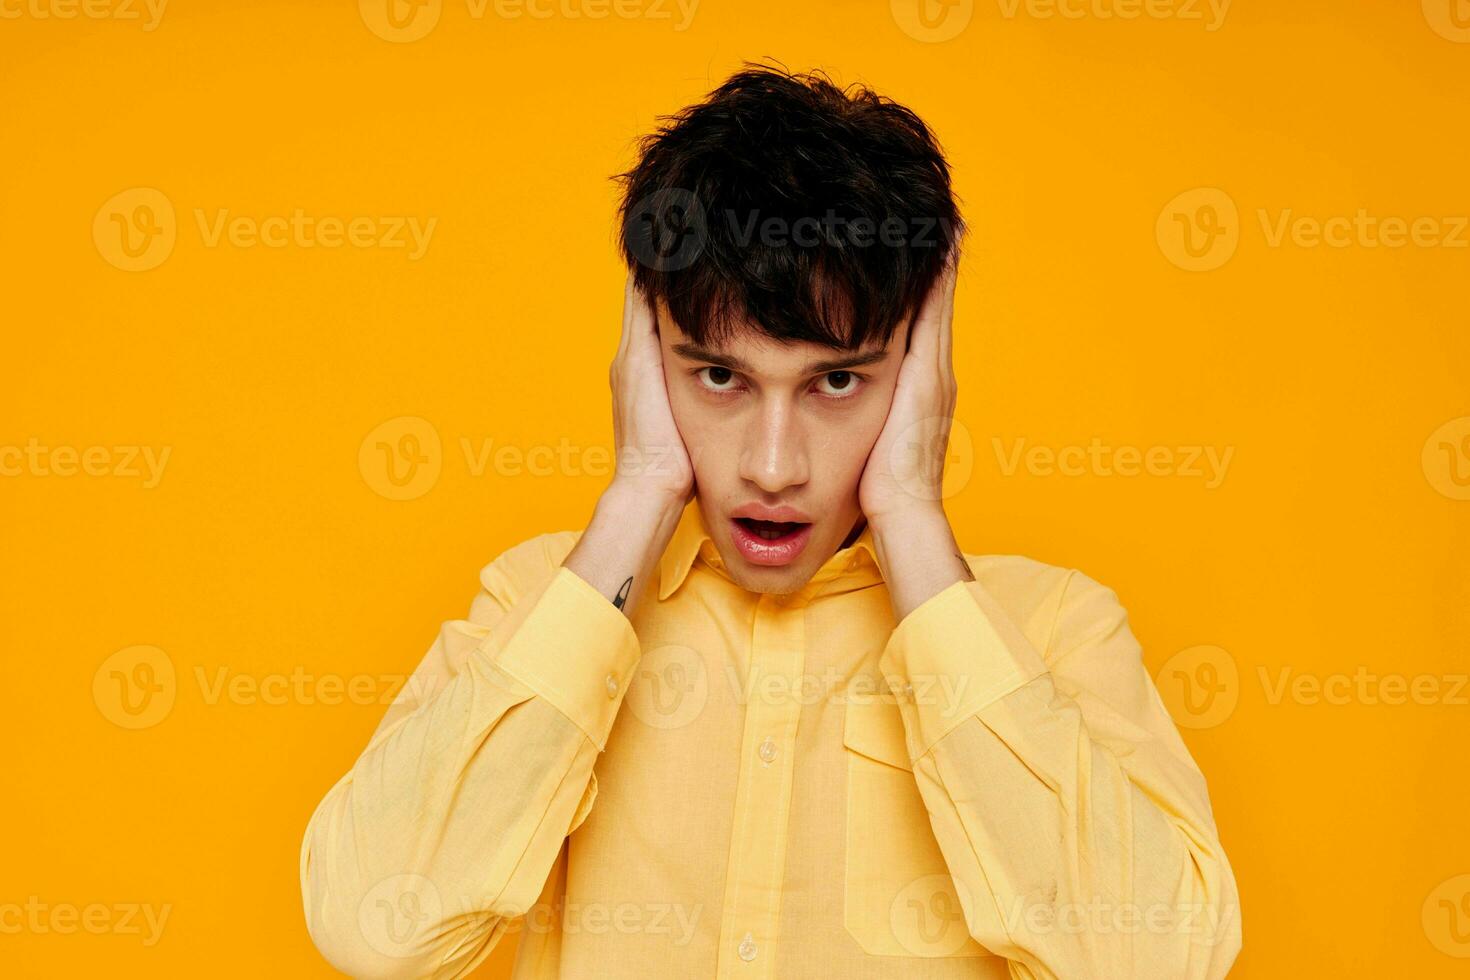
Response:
842,698,991,959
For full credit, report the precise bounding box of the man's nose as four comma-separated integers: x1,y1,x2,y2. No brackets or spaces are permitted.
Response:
738,400,809,494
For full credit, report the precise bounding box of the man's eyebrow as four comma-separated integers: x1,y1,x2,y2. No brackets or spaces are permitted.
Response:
671,343,754,372
806,349,891,373
671,343,890,374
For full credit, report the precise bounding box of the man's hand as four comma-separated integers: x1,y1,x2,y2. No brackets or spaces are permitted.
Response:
564,274,694,620
609,273,695,505
859,255,959,527
860,255,976,621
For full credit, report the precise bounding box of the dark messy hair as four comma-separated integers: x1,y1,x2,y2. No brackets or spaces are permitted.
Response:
615,63,963,351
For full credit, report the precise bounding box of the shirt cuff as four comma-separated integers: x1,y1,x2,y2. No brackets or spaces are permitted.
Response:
878,578,1048,759
485,564,642,751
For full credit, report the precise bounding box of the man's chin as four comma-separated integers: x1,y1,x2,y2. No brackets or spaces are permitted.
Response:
724,547,821,596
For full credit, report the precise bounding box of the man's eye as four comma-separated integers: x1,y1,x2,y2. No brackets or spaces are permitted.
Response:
697,366,739,392
815,371,863,397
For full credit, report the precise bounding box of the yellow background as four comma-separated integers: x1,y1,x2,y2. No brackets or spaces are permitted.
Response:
3,0,1468,975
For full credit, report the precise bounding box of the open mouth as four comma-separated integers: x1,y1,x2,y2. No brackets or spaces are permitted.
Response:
729,517,814,566
736,518,806,540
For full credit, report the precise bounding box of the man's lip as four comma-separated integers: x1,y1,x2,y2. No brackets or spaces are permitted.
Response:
727,517,814,566
730,503,813,523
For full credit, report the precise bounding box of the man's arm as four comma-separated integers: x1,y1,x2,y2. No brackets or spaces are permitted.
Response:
858,256,1239,977
874,522,1243,978
299,488,681,979
300,277,693,979
563,483,684,622
561,271,695,624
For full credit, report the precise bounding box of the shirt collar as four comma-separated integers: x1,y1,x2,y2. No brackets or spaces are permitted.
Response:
658,496,883,601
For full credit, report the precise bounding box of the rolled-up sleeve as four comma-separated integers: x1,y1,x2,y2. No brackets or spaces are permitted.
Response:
300,542,640,980
879,569,1242,980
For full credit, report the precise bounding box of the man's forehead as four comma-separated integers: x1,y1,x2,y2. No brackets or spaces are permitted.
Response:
670,330,889,376
658,302,890,373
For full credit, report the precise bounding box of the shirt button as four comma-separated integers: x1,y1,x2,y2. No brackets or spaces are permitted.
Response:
737,932,757,962
902,682,914,698
604,674,619,699
757,737,778,765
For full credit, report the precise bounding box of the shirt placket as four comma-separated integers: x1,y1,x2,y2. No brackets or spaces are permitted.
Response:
715,591,809,979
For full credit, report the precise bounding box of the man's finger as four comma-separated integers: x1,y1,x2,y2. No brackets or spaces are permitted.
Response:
628,279,657,353
617,271,637,360
909,255,957,367
937,253,957,373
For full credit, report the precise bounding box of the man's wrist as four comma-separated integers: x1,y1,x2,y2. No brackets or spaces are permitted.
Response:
866,503,947,540
869,505,974,622
601,478,690,524
563,481,687,620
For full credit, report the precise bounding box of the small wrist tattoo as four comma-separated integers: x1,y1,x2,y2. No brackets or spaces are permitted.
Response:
613,577,633,610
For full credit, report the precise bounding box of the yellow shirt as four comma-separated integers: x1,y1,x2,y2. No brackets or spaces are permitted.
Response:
300,497,1241,979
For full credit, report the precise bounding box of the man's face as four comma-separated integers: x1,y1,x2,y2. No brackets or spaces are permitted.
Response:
657,299,902,595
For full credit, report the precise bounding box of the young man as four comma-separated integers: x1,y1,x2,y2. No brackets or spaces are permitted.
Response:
301,66,1241,979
